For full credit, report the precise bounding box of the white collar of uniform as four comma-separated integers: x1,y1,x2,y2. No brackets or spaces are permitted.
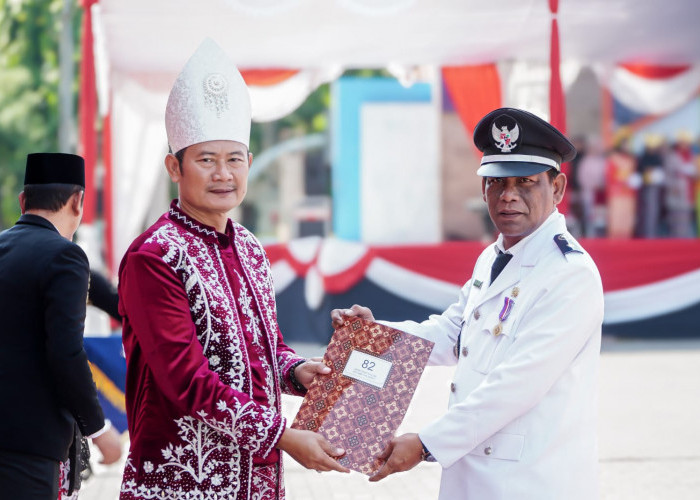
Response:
494,209,564,261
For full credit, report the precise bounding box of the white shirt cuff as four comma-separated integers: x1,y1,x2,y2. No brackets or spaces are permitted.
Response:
87,419,112,439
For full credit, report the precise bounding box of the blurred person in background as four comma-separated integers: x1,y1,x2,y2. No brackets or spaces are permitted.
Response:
567,135,586,235
0,153,121,500
117,40,347,500
636,134,666,238
576,136,607,237
606,132,640,239
664,131,697,238
695,137,700,235
332,108,604,500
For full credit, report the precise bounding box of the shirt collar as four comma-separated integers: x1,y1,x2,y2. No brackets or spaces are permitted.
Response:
494,209,561,257
167,199,234,247
16,213,59,233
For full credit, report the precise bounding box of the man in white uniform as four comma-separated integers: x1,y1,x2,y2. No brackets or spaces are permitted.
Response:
332,108,603,500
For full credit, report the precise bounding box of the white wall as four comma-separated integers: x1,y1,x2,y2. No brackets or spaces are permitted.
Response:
360,103,440,244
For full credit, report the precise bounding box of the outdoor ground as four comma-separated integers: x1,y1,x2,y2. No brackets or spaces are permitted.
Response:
80,337,700,499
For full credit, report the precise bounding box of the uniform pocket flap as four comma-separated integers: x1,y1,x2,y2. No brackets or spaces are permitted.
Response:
469,432,524,461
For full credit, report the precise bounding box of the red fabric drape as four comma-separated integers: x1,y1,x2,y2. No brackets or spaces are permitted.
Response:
103,112,114,277
548,0,569,213
548,16,565,131
78,0,98,223
240,69,299,86
621,64,690,79
442,64,502,147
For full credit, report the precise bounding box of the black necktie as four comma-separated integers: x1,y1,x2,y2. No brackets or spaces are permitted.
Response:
490,250,513,285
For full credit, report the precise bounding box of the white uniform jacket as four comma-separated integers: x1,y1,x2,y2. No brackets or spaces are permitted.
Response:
385,211,603,500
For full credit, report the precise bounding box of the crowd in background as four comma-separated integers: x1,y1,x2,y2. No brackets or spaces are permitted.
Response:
568,131,700,239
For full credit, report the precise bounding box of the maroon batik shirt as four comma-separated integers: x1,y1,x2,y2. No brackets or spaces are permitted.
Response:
118,201,305,499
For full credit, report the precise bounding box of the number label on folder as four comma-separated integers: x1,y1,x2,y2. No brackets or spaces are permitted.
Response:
343,350,392,389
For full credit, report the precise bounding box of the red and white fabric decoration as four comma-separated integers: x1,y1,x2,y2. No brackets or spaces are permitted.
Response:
245,67,342,122
442,64,502,147
266,237,700,327
602,64,700,116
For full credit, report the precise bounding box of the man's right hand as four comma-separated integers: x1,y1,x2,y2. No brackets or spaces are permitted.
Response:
92,426,123,465
276,428,350,473
330,304,375,329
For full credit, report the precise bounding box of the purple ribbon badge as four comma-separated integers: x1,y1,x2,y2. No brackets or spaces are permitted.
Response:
499,296,515,323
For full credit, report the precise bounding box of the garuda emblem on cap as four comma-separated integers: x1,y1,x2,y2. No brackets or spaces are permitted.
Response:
491,116,520,153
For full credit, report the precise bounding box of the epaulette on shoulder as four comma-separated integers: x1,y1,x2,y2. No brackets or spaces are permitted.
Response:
554,233,583,257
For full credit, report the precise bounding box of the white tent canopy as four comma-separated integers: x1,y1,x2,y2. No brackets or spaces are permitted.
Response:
90,0,700,272
99,0,700,73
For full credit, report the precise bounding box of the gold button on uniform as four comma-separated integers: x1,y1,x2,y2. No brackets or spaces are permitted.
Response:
493,324,502,336
484,446,492,455
450,382,456,392
473,309,481,320
462,346,469,357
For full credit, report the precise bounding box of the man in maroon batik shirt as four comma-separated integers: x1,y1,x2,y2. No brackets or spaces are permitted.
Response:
118,39,348,500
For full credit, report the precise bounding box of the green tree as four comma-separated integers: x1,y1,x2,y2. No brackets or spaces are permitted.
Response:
0,0,82,229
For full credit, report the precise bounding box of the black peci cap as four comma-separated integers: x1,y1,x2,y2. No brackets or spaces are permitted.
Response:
24,153,86,187
473,108,576,177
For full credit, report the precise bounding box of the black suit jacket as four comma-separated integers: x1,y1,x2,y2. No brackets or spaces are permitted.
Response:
0,214,104,462
88,270,121,321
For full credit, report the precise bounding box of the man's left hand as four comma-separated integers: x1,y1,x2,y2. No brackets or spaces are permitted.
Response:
92,426,123,465
369,433,424,482
294,357,331,389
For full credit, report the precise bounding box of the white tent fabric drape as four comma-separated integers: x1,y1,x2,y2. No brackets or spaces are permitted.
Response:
110,73,170,270
249,67,342,122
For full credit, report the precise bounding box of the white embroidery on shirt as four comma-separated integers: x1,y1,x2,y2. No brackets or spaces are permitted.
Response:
236,269,277,407
124,221,286,499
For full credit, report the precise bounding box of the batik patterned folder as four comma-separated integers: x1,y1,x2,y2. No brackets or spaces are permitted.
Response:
291,317,434,475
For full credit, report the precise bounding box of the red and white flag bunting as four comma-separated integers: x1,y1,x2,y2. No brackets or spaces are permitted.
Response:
605,64,700,116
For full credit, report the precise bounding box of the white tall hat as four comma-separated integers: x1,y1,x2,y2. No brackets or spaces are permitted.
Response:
166,38,251,153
